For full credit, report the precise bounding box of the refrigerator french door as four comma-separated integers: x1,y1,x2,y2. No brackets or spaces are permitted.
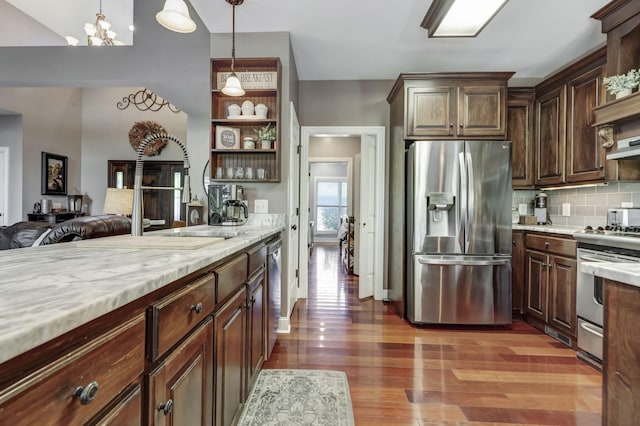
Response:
406,140,512,325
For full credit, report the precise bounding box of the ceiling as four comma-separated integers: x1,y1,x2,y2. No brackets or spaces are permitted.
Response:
1,0,611,84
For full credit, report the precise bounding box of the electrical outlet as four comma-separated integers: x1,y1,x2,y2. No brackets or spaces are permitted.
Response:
562,203,571,217
254,199,268,213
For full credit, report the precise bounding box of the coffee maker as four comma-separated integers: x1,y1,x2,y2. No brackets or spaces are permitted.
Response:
534,192,548,225
208,184,247,225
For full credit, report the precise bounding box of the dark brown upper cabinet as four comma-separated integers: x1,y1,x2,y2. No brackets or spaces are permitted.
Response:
388,72,513,140
534,48,606,187
508,89,535,189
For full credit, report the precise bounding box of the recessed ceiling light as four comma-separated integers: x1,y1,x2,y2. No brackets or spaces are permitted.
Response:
421,0,509,38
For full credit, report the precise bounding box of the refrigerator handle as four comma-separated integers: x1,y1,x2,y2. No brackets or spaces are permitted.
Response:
417,257,510,266
458,152,467,251
465,152,474,252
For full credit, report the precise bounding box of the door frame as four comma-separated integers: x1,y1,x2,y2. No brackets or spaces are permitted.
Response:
0,147,8,226
299,126,385,300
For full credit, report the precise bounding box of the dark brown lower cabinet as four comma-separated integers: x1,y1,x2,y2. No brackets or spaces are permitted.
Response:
214,286,247,426
90,384,143,425
603,280,640,426
147,319,214,426
511,231,525,314
247,268,266,392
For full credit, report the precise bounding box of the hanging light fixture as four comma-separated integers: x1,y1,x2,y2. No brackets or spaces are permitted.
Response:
67,0,123,46
156,0,197,34
222,0,245,97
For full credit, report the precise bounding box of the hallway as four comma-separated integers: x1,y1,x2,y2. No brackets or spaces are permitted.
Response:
263,245,602,425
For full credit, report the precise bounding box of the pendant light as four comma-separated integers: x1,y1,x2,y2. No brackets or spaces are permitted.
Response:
222,0,245,97
156,0,197,34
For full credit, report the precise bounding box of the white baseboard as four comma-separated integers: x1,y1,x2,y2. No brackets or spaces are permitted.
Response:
276,317,291,334
382,289,389,300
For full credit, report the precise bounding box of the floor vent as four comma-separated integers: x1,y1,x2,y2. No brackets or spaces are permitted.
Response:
544,326,572,347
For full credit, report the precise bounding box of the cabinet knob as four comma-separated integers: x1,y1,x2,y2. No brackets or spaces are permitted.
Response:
544,242,550,247
548,263,553,269
158,399,173,416
512,240,516,245
459,123,463,128
449,123,453,128
190,302,203,314
72,381,99,405
541,263,547,267
599,164,604,170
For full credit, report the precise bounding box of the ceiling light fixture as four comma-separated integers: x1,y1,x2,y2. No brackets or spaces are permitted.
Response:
156,0,197,33
421,0,509,38
221,0,245,97
67,0,123,46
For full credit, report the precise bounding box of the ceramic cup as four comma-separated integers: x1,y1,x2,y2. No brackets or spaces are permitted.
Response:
226,167,234,179
215,167,223,179
257,168,266,180
235,167,244,179
245,167,254,179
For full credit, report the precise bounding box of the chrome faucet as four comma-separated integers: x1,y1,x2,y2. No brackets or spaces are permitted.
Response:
131,133,191,236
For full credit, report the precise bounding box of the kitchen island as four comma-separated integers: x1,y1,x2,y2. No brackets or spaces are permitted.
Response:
0,214,284,425
579,262,640,426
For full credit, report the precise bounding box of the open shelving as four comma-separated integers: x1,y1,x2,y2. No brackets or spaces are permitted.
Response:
210,57,282,183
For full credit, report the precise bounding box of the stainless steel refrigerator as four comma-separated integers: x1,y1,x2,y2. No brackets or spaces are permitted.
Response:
406,140,512,325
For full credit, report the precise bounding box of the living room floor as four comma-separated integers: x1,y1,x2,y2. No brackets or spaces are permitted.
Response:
263,245,602,425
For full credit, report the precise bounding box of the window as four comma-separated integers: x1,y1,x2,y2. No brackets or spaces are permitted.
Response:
315,179,347,234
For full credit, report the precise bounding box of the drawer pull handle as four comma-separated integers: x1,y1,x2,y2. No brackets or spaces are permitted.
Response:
190,302,203,314
72,381,99,405
158,399,174,415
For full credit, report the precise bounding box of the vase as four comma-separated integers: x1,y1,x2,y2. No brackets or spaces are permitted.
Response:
615,88,632,99
261,140,272,150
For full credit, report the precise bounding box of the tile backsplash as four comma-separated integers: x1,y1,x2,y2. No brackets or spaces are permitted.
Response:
513,182,640,227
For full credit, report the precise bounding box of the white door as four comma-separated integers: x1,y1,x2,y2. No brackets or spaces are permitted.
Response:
358,135,376,299
287,102,301,311
0,147,8,226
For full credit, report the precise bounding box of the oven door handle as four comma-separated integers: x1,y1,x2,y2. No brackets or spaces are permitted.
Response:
580,321,604,338
579,254,611,262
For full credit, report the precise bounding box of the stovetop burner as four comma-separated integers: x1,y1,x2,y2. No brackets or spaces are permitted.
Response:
583,225,640,237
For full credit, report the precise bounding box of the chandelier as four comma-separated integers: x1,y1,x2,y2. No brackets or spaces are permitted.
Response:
66,0,123,46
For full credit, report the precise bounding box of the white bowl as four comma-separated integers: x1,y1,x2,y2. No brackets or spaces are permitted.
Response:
227,104,241,116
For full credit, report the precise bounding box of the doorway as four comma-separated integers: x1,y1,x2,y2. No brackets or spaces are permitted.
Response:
0,147,8,226
299,126,385,302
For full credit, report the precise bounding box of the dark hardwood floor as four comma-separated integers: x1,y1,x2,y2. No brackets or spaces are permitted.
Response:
263,244,602,425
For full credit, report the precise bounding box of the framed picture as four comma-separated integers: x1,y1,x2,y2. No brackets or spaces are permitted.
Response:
41,152,67,195
187,203,204,226
215,126,241,150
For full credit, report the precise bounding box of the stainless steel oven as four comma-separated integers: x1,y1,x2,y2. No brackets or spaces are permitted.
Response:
576,241,640,367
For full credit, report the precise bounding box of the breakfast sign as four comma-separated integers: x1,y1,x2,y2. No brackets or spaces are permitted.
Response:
215,71,278,90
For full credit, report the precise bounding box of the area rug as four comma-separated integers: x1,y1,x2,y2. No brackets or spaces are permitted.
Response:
237,369,355,426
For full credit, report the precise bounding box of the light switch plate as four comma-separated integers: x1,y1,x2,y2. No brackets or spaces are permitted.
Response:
562,203,570,217
254,199,268,213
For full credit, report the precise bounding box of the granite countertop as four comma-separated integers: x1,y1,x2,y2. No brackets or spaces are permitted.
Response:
512,224,584,236
580,262,640,289
0,214,285,365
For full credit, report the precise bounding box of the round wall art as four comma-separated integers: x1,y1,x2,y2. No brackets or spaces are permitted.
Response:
128,121,168,156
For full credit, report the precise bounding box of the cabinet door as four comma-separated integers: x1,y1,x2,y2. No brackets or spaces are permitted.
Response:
548,255,577,337
458,85,506,137
147,319,214,426
247,271,266,392
511,232,526,314
407,86,455,137
566,66,605,183
535,86,566,186
604,280,640,426
214,286,247,426
525,250,548,322
507,90,535,188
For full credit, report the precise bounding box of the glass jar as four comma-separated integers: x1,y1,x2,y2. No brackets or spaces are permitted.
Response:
243,137,255,150
512,207,520,224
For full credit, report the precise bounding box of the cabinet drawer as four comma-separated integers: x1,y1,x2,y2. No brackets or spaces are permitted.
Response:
215,254,248,305
148,273,215,361
248,244,266,277
0,315,145,426
526,234,576,257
